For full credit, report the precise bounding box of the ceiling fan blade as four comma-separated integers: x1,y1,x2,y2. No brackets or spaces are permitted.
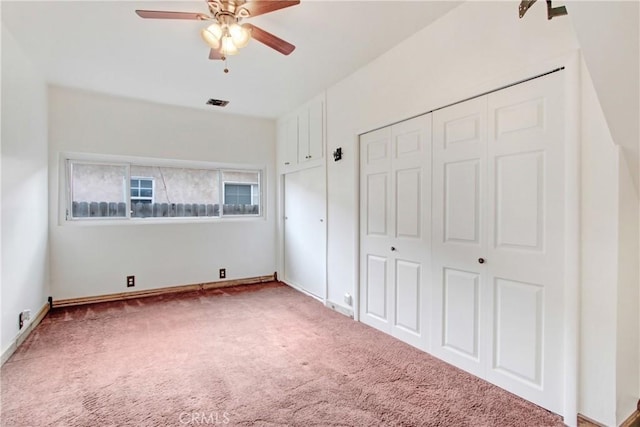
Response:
237,1,300,18
209,49,223,60
245,23,295,55
135,10,206,20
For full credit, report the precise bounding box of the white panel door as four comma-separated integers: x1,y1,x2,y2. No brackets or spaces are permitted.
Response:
432,97,488,376
485,71,564,414
283,166,326,299
360,114,431,349
431,71,565,415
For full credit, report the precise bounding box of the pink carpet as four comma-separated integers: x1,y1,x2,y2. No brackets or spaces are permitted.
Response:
1,282,563,426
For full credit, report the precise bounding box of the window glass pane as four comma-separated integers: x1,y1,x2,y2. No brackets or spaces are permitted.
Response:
70,162,127,218
129,165,220,218
221,170,260,216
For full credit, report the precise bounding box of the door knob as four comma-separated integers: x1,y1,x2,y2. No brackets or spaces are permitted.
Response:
391,246,396,252
478,258,485,264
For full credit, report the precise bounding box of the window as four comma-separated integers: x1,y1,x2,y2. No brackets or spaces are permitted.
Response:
221,170,261,216
130,177,154,204
224,184,253,205
66,158,262,220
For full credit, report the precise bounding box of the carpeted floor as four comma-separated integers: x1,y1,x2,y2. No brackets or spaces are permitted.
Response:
1,282,564,426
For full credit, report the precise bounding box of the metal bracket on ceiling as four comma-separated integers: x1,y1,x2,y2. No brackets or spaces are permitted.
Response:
519,0,568,20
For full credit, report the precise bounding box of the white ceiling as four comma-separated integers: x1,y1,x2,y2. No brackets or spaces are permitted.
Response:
2,1,462,118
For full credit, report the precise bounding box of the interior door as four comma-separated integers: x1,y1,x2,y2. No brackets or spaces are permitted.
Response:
431,97,488,377
359,114,431,349
431,71,565,414
283,166,326,299
485,71,565,414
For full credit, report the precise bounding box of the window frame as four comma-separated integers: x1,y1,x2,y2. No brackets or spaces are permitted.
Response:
220,169,262,218
222,181,260,211
63,154,265,224
130,176,155,204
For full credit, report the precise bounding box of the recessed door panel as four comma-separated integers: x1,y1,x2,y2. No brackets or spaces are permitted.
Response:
395,260,421,334
443,268,479,359
444,160,480,244
495,98,545,137
366,255,388,320
395,130,421,158
495,152,544,251
493,278,543,386
444,114,482,147
367,140,388,165
367,173,388,236
396,168,421,239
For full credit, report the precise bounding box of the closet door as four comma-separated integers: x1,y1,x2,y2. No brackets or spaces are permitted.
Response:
359,115,431,349
283,166,326,299
485,71,565,414
431,71,565,414
431,97,488,376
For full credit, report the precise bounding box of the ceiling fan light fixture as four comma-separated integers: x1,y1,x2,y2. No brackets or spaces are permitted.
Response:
221,35,239,55
229,23,251,48
201,23,223,48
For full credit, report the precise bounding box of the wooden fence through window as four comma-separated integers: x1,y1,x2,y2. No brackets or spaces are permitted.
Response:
71,202,259,218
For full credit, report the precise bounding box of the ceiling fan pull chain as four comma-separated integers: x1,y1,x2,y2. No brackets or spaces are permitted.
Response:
224,56,229,74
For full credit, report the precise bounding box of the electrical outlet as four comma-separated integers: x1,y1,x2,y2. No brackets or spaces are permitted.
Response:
344,293,353,306
18,310,31,329
127,275,135,287
219,268,226,279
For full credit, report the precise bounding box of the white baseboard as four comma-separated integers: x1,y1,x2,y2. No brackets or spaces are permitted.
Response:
53,275,275,308
1,301,50,366
325,300,354,318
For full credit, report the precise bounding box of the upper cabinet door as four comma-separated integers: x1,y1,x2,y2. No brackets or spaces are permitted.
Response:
297,107,310,164
308,98,324,162
284,115,298,167
278,93,326,173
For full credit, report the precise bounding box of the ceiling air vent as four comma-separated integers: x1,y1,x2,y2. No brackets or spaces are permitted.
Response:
206,98,229,107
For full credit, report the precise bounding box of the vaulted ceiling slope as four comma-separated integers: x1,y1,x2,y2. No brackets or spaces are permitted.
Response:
1,1,462,118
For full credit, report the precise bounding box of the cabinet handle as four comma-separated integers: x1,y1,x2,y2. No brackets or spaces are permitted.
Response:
478,258,485,264
284,162,290,165
391,246,396,252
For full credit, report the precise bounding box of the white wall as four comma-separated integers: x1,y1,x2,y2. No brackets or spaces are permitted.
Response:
616,150,640,425
568,1,640,192
48,87,276,300
579,62,619,426
1,25,50,356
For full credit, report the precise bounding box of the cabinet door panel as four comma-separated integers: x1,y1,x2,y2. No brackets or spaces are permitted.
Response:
297,109,310,163
308,99,324,161
284,116,298,167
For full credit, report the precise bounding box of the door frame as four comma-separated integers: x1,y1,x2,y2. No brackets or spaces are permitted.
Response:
355,52,580,424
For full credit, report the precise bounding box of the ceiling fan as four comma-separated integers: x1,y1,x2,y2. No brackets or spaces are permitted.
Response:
136,0,299,71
